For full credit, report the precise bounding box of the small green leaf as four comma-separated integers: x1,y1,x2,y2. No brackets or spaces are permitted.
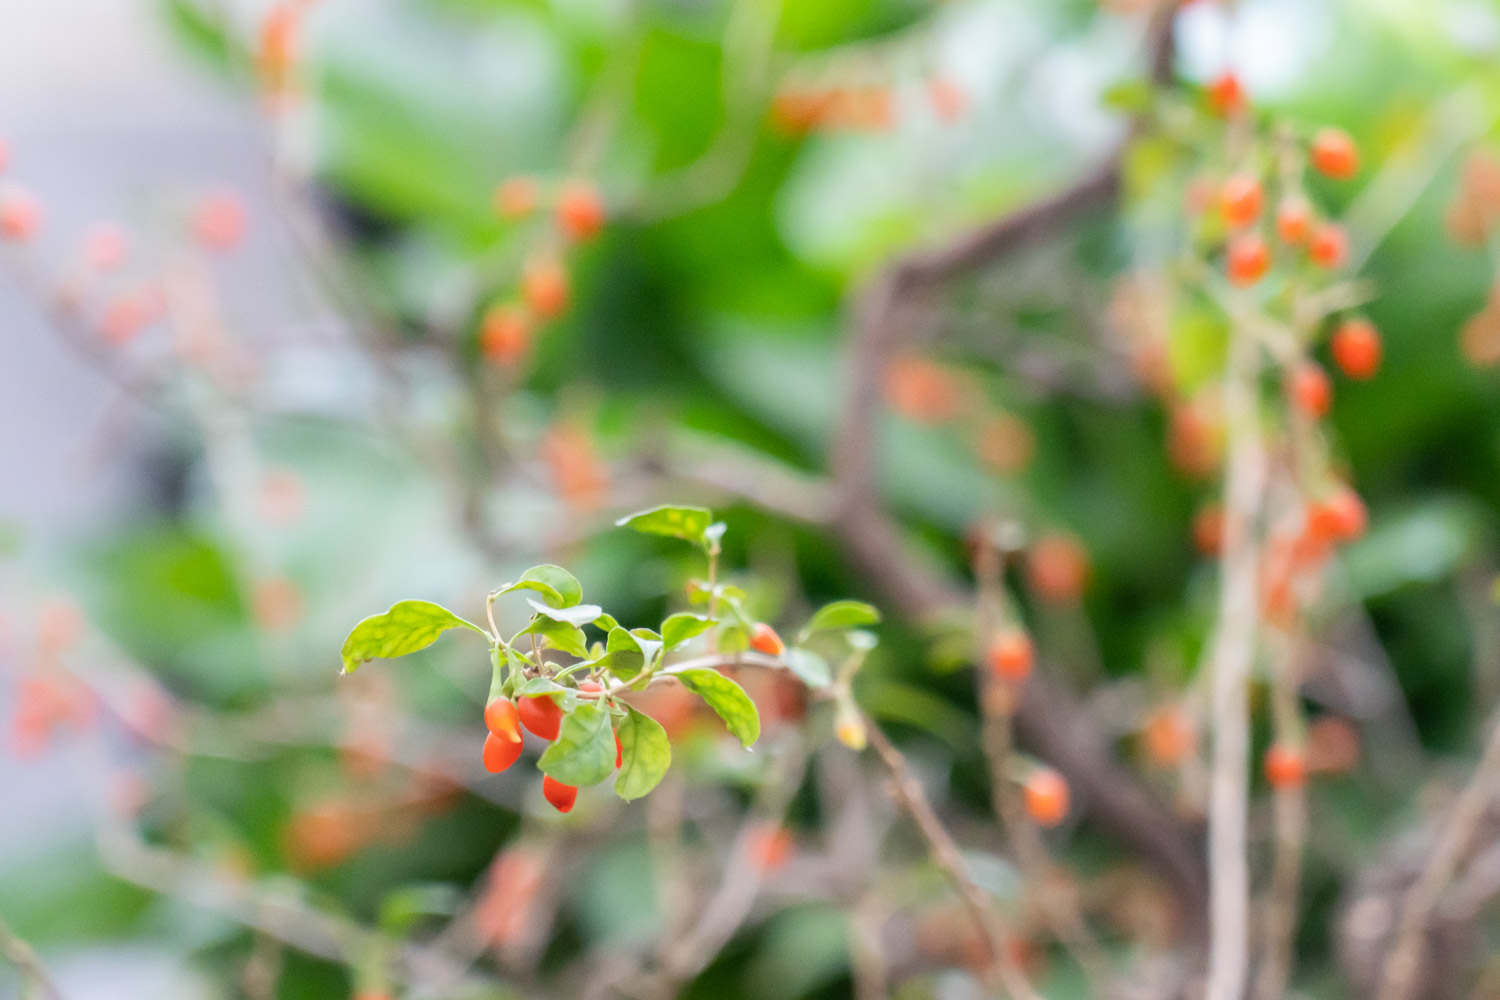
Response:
596,627,647,680
616,505,714,548
378,884,462,934
538,703,617,786
525,598,604,626
661,613,713,649
520,616,590,658
340,600,486,673
786,648,832,688
677,668,760,748
630,628,664,668
495,565,583,609
615,707,671,801
800,600,882,641
515,676,568,697
1101,77,1152,112
717,622,750,654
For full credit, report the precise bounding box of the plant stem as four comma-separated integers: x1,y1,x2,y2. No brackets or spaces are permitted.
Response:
0,917,62,1000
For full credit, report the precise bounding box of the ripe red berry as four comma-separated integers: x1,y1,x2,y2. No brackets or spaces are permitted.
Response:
522,256,569,319
1307,487,1367,543
1264,743,1306,788
1226,233,1270,286
480,304,531,366
1027,533,1089,603
1023,769,1069,828
542,774,578,813
193,191,246,251
556,181,605,241
614,729,623,769
494,176,538,219
1308,223,1348,269
1310,128,1359,180
1275,197,1311,244
1331,318,1381,379
747,824,795,870
1220,173,1262,228
749,622,785,657
1208,72,1246,116
518,695,563,741
986,629,1034,683
0,188,41,241
1287,362,1332,418
484,697,521,742
482,730,523,773
1193,503,1225,557
1142,707,1196,767
579,679,604,694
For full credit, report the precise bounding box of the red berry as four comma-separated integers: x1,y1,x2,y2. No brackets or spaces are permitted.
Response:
1193,503,1225,556
518,695,563,741
1023,769,1069,828
1275,197,1311,245
614,729,623,769
749,623,785,657
482,731,523,773
193,191,246,251
1287,362,1332,418
1308,223,1348,268
746,824,795,870
986,629,1034,683
0,188,41,241
484,697,521,742
1226,233,1270,286
579,679,604,694
1308,487,1366,543
1208,72,1246,117
542,774,578,813
1331,318,1381,379
1027,533,1089,603
1264,743,1306,788
82,222,127,270
494,176,538,219
1220,173,1262,228
1310,128,1359,180
556,181,605,241
1142,708,1196,767
522,256,569,319
480,304,531,366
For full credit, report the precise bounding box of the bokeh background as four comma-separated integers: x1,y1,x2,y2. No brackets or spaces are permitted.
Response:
6,0,1500,997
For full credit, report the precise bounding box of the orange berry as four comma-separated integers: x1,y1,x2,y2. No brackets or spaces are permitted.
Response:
99,293,150,346
542,774,577,813
1220,173,1262,228
518,695,563,741
749,622,785,657
1263,743,1306,788
480,304,532,366
1310,128,1359,180
82,222,127,270
193,191,246,251
747,824,795,870
484,697,521,742
1331,317,1381,379
1275,197,1311,244
482,730,523,773
1027,533,1089,603
1308,222,1347,269
1307,487,1366,543
579,679,604,694
0,188,41,241
986,629,1034,683
927,77,967,121
1226,233,1270,286
1142,707,1196,767
1207,72,1246,116
1168,400,1223,478
494,176,539,219
1023,769,1070,827
1192,503,1225,556
257,3,300,92
1287,362,1332,419
883,356,963,424
556,181,605,241
522,256,569,319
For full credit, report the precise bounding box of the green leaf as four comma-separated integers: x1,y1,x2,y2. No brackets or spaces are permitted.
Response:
519,616,590,658
629,628,664,668
378,884,462,934
596,627,648,680
785,648,832,688
538,703,617,786
340,600,486,674
515,676,568,697
495,565,583,609
1101,78,1152,113
800,600,882,641
614,707,671,801
717,622,750,654
677,668,760,748
661,613,713,649
525,598,604,626
615,505,714,548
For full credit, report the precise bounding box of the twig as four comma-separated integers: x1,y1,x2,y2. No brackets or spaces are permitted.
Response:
1253,629,1308,1000
1377,708,1500,1000
0,916,63,1000
863,716,1040,1000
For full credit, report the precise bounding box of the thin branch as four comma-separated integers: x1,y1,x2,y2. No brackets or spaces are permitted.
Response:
0,916,63,1000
